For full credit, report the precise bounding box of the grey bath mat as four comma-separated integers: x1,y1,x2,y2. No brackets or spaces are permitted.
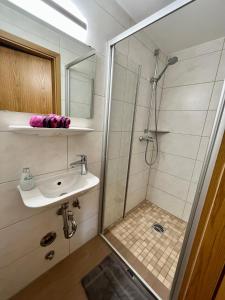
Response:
81,253,157,300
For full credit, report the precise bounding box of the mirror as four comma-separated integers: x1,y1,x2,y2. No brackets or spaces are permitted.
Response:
65,51,96,119
0,3,95,119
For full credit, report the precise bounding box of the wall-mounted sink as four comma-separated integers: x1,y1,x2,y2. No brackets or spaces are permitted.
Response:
18,169,99,208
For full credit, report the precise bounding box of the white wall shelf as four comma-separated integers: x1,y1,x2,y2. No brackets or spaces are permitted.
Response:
8,125,94,136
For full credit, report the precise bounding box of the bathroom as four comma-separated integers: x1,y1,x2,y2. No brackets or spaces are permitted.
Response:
0,0,225,299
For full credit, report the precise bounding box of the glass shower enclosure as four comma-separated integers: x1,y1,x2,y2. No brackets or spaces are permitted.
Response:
100,0,225,299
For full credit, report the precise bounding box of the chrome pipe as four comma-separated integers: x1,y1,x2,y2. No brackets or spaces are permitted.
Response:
57,203,77,239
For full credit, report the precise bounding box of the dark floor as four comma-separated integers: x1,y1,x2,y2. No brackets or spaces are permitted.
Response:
11,236,111,300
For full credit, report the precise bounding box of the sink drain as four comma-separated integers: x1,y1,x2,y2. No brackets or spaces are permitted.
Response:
152,223,165,233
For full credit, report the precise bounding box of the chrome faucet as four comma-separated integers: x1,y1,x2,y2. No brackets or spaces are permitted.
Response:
69,154,88,175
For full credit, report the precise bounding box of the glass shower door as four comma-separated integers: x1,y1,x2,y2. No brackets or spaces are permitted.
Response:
103,44,140,231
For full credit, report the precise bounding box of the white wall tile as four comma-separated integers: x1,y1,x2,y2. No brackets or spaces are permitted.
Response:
187,182,198,204
95,54,106,96
130,152,149,175
209,81,224,110
197,137,209,161
216,50,225,81
122,103,134,131
92,95,105,131
171,38,224,61
125,70,138,104
73,189,100,224
112,63,127,101
120,132,131,157
108,132,121,159
149,169,189,201
114,49,128,68
192,161,203,183
126,187,146,213
103,182,125,228
134,106,149,132
127,170,149,194
0,206,65,268
106,158,120,185
115,38,129,56
159,133,201,159
164,52,221,87
202,110,217,136
158,111,207,135
69,214,98,253
161,83,213,111
153,152,195,181
182,202,192,222
110,100,124,132
137,78,151,107
88,161,102,179
147,187,185,219
0,181,47,229
0,133,67,183
134,31,156,56
128,37,154,80
68,132,102,165
132,132,149,154
0,236,68,300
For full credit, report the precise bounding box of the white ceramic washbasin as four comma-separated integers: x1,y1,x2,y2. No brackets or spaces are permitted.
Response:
18,169,99,208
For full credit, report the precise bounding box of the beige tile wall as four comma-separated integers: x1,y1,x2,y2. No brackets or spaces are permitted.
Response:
147,37,225,221
0,1,133,299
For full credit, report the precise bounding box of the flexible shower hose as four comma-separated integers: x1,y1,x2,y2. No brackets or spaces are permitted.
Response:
144,82,159,167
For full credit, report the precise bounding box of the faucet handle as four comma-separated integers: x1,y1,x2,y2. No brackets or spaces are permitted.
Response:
77,154,87,161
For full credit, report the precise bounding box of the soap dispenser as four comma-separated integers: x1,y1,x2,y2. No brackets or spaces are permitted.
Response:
20,168,35,191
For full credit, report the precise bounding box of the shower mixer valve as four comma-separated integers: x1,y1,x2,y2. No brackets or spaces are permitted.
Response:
139,135,154,142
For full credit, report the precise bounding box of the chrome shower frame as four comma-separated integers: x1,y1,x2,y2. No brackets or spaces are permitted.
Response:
99,0,225,299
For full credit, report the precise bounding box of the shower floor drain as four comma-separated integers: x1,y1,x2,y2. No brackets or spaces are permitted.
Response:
152,223,165,233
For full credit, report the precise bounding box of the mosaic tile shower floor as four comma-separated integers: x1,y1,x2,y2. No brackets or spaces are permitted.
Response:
108,201,187,289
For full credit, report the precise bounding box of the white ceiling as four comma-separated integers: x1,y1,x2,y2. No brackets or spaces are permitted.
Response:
116,0,225,54
115,0,174,23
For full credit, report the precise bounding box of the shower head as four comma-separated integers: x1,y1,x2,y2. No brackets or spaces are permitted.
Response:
151,56,178,84
168,56,178,65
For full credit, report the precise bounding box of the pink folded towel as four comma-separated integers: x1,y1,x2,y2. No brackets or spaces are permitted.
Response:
29,114,71,128
29,115,45,127
49,114,71,128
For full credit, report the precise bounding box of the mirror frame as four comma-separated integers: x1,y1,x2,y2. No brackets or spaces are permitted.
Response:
65,49,96,118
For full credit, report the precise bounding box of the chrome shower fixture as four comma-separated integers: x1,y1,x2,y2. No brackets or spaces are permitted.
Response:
150,56,178,84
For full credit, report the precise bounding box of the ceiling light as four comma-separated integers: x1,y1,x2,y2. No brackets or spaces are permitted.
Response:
7,0,87,42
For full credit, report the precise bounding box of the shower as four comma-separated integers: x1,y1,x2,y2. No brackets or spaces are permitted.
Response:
141,51,178,166
151,56,178,84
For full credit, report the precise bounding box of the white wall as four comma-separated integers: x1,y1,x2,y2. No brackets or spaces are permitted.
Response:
0,1,133,299
147,37,225,221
